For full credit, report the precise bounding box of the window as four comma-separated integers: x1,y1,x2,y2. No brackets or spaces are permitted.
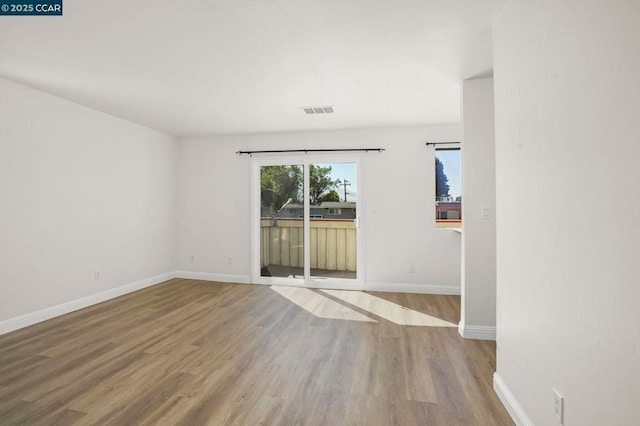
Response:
328,208,341,215
435,148,461,228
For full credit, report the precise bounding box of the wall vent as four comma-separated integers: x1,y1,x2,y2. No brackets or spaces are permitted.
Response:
302,106,334,114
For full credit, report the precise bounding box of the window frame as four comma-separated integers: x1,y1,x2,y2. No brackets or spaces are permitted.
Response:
435,146,462,229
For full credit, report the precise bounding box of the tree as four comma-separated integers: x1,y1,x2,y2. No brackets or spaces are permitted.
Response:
319,190,341,203
260,165,302,212
435,157,450,199
260,164,340,209
309,165,340,205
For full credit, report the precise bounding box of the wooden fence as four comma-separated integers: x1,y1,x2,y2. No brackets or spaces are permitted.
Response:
260,218,356,271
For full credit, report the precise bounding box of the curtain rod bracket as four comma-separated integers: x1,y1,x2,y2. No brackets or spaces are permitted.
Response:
426,141,461,147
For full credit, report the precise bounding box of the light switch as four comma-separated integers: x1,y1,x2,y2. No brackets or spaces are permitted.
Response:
482,206,491,219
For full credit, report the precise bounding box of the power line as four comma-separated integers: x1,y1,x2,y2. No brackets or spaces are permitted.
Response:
340,180,351,202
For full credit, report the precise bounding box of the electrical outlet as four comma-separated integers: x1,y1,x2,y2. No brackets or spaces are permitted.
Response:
94,270,101,280
553,388,564,424
190,255,195,263
409,264,415,273
228,257,233,265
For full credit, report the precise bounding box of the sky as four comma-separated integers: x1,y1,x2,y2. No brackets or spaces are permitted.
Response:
322,163,357,202
436,150,461,199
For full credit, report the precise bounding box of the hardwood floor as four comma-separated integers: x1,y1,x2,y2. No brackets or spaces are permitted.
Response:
0,279,513,425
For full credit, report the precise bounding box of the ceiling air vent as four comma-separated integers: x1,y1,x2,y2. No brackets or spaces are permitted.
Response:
302,106,334,114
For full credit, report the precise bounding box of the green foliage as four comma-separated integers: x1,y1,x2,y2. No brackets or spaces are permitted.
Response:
309,165,340,205
319,190,341,203
435,157,450,198
260,165,302,212
261,164,341,210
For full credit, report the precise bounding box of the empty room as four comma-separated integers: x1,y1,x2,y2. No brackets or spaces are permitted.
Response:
1,0,638,425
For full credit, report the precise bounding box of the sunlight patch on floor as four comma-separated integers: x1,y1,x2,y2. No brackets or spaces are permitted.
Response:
320,289,457,327
271,286,376,322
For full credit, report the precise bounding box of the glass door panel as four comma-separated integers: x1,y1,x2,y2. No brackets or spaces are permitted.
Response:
309,162,357,280
260,164,304,278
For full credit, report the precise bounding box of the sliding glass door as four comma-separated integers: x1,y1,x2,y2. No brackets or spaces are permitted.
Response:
254,156,361,289
308,163,357,281
259,164,304,278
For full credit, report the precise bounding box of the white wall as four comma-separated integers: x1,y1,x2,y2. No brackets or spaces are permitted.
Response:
494,1,640,425
177,125,462,291
0,77,178,323
460,78,496,338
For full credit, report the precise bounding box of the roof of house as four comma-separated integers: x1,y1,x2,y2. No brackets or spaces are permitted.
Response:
317,202,356,209
282,201,356,210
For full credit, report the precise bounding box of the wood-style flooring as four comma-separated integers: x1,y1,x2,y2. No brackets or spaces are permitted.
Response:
0,279,513,425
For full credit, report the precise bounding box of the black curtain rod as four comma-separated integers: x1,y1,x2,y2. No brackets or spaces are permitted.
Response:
236,148,385,155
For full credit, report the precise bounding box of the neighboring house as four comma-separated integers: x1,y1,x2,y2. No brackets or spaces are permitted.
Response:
308,202,357,219
436,201,462,220
263,201,356,219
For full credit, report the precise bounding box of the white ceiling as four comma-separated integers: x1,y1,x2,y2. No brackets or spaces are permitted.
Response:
0,0,506,136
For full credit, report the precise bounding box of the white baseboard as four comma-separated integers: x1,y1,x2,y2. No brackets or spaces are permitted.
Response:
0,271,177,336
457,322,496,340
493,373,533,426
174,270,251,284
365,282,461,295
